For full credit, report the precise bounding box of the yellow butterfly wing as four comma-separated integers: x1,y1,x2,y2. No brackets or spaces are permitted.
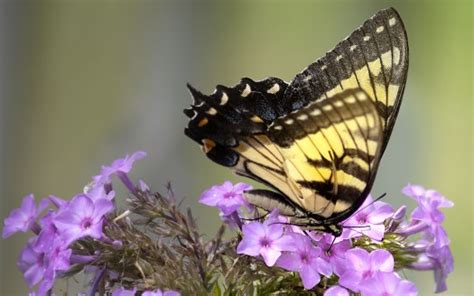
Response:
184,7,408,224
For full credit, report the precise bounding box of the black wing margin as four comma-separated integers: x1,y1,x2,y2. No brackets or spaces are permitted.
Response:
282,7,408,153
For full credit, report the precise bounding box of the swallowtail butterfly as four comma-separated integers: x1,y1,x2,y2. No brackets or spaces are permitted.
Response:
184,7,408,236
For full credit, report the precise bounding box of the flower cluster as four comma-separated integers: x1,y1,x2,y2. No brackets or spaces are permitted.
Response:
3,152,180,296
199,182,454,295
2,151,454,296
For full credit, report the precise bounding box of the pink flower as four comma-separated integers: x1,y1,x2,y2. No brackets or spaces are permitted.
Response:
338,248,394,292
276,233,332,289
340,195,393,241
93,151,146,193
237,210,295,266
199,181,252,216
2,194,47,238
324,286,349,296
53,195,113,246
360,272,417,296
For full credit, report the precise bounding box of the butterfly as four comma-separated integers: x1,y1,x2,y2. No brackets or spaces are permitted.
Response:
184,7,408,236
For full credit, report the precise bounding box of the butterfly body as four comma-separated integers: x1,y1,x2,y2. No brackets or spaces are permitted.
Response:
184,8,408,236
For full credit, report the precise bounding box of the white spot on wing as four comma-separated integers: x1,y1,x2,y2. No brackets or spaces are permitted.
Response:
321,65,327,70
297,114,308,121
310,109,321,116
267,83,280,94
376,26,384,33
322,105,332,111
220,92,229,105
241,84,251,97
350,45,357,51
285,119,294,125
274,125,283,130
206,108,217,115
303,75,312,82
334,100,344,107
393,47,401,65
336,55,343,61
356,92,368,101
363,35,371,42
389,17,396,26
344,96,357,104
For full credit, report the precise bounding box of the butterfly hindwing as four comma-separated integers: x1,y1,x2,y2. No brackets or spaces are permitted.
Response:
266,89,383,219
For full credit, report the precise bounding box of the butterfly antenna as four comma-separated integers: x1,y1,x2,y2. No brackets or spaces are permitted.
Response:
341,226,370,237
241,214,268,221
346,192,387,219
342,224,372,231
327,234,338,253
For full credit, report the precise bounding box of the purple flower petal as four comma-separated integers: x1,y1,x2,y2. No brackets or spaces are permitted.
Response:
260,247,282,267
324,286,349,296
338,270,362,292
360,272,417,296
2,194,40,238
316,257,332,277
370,249,394,272
345,248,370,271
111,287,137,296
199,181,252,216
93,151,146,186
276,253,299,271
53,195,111,245
300,264,320,290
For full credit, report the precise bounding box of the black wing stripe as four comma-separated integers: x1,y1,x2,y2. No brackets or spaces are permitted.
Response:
240,138,281,169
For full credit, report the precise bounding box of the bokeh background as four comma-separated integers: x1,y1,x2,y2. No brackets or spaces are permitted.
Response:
0,0,471,295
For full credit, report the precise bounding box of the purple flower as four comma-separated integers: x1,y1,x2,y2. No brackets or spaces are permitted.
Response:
313,234,352,276
340,195,393,241
428,245,454,293
142,289,181,296
324,286,349,296
360,272,417,296
111,287,137,296
199,181,252,216
18,239,46,288
93,151,146,193
401,185,453,248
2,194,46,238
85,184,116,202
237,210,295,266
48,195,69,209
53,195,114,245
411,244,453,293
338,248,394,292
34,212,59,252
276,233,332,289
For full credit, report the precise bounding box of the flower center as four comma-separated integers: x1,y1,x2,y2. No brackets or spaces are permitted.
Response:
81,217,93,230
357,214,368,224
362,270,373,279
300,253,310,264
259,236,272,248
223,192,235,200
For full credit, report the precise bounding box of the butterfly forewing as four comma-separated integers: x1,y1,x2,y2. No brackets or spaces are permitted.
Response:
283,8,408,153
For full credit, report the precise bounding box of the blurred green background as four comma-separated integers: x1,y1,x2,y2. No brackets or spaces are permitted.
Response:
0,0,471,295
